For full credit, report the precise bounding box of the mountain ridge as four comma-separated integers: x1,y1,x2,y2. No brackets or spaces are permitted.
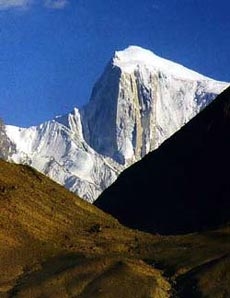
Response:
95,86,230,234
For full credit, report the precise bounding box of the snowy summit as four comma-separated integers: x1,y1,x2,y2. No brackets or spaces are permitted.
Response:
114,45,210,80
5,46,229,202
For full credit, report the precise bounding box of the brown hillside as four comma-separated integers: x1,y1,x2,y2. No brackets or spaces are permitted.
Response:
0,159,230,297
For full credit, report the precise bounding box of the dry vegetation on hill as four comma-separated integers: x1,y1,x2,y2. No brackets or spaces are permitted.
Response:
0,159,229,297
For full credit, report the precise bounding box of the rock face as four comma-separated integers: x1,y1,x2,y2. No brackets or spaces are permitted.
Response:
0,119,15,159
6,46,228,201
94,87,230,234
82,46,227,165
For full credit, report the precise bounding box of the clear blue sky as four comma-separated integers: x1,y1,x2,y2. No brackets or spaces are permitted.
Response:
0,0,229,127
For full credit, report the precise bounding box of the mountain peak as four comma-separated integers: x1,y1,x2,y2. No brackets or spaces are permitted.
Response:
5,46,228,202
113,45,210,80
114,45,158,64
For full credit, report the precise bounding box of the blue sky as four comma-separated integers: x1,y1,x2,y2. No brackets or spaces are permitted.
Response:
0,0,230,127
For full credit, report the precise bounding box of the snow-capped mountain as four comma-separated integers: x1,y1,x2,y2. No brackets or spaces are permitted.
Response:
6,46,228,202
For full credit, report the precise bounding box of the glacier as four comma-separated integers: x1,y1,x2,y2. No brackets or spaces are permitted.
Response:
6,46,229,202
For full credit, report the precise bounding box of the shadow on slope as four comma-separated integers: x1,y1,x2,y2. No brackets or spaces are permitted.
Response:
95,86,230,234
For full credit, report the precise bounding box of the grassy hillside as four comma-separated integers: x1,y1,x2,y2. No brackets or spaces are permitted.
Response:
0,159,230,297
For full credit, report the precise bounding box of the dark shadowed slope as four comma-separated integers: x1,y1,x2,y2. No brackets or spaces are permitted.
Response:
95,86,230,235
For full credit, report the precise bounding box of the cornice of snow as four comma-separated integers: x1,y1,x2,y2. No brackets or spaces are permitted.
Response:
113,45,225,82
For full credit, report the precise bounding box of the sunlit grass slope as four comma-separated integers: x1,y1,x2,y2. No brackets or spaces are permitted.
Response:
0,159,229,297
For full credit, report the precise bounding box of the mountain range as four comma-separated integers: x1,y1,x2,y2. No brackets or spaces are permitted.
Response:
5,46,228,202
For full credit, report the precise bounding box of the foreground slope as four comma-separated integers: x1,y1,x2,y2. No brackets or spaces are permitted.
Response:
0,160,230,297
6,46,228,202
0,159,169,297
95,86,230,235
